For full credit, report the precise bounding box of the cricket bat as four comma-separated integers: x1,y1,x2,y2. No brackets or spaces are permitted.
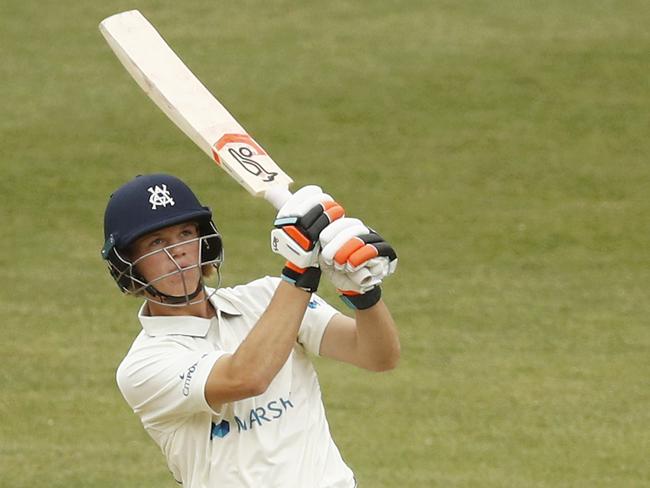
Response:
99,10,376,286
99,10,292,209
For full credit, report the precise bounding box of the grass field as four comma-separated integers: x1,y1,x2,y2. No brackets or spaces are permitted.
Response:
2,1,649,486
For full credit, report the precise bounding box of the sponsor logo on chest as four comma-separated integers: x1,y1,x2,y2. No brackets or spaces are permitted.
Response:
210,396,294,440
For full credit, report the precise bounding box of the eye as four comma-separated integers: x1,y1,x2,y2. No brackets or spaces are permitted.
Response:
149,237,164,247
181,227,198,238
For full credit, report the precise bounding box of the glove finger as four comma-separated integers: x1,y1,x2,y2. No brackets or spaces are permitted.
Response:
292,193,334,219
321,224,370,265
346,244,379,269
330,271,362,294
329,268,377,294
274,194,332,227
371,241,397,262
319,217,364,246
332,232,394,267
359,231,384,245
345,237,397,270
348,267,382,291
301,201,345,237
277,186,329,218
354,233,396,260
332,237,365,266
364,257,389,276
320,256,383,294
347,254,398,278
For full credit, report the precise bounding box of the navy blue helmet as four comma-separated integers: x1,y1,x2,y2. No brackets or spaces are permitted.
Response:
101,174,223,301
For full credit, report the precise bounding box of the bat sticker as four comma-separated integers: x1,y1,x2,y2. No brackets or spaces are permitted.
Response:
212,133,278,182
227,146,278,182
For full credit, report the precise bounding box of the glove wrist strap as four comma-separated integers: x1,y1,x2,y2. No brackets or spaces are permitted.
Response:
340,286,382,310
281,263,321,293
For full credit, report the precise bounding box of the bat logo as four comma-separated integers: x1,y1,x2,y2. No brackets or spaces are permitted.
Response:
213,134,278,182
228,146,278,182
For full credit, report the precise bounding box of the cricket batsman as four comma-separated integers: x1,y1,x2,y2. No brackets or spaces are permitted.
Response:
101,173,400,487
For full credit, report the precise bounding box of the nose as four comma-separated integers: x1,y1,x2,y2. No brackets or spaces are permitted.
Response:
169,239,190,259
171,245,186,259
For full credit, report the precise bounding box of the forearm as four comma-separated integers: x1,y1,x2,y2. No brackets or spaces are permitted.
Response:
205,281,311,406
320,299,400,371
353,300,400,371
231,280,310,387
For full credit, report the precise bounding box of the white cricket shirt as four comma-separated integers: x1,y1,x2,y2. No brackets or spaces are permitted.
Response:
116,277,356,488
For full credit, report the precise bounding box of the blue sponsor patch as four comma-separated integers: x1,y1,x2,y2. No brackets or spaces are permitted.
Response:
211,420,230,439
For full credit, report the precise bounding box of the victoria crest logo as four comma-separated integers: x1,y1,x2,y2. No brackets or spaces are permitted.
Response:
148,184,175,210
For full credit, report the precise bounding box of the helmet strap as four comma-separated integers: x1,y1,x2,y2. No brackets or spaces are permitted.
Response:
145,280,204,305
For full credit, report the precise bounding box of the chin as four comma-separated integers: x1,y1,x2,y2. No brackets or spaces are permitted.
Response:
158,273,201,296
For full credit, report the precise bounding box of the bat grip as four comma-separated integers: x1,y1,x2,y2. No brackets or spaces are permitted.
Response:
264,186,293,210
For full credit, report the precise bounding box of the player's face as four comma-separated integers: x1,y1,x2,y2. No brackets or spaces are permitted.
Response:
130,222,202,297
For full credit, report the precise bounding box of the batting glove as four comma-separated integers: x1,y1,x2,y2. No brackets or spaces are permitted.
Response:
319,217,398,308
271,185,345,292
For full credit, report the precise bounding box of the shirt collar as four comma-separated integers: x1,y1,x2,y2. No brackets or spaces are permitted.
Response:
138,287,242,337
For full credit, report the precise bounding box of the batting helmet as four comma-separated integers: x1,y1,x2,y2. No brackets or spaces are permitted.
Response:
101,174,223,303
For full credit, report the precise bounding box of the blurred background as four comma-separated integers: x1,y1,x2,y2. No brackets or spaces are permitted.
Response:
1,1,649,486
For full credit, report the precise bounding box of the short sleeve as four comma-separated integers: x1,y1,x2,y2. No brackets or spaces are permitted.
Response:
116,341,226,431
297,293,340,356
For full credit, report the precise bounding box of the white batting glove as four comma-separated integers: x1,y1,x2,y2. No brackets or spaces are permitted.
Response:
319,217,398,307
271,185,345,269
320,217,398,274
318,262,382,294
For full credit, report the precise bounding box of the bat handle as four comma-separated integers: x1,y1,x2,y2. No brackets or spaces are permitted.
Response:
264,186,293,210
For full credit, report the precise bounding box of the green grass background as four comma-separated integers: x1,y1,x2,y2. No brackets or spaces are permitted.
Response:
2,0,649,486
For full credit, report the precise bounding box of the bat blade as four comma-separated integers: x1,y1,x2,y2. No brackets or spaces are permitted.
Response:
99,10,292,208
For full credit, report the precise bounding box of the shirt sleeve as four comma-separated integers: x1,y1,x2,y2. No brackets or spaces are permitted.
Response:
116,339,226,431
297,293,341,356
